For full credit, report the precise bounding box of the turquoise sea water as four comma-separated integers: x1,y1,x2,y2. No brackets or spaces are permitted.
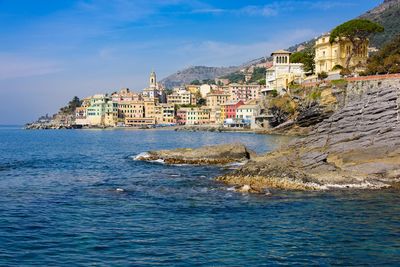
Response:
0,126,399,266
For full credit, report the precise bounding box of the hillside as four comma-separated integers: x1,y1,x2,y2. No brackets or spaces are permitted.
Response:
159,0,400,88
160,66,239,88
360,0,400,47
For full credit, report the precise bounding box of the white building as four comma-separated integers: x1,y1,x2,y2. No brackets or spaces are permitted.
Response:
142,71,166,102
236,104,260,129
264,50,305,95
199,84,211,98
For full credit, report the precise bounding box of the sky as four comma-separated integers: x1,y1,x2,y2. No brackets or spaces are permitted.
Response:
0,0,381,124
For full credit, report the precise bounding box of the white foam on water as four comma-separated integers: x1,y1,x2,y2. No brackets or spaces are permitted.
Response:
132,152,151,161
309,181,391,190
225,161,247,167
151,159,165,164
115,188,124,192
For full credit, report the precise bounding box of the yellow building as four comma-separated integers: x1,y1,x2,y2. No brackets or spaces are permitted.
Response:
154,104,175,124
104,101,118,126
314,34,369,74
186,107,210,125
206,91,230,108
186,85,200,94
118,101,145,126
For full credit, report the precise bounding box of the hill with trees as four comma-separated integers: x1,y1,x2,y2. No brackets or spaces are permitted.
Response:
360,0,400,48
159,0,400,87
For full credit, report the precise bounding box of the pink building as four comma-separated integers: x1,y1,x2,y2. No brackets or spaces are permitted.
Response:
222,100,244,119
176,108,189,125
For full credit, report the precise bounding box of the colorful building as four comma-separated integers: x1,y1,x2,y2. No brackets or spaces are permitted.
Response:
314,34,369,74
206,91,231,108
86,94,109,126
176,107,190,125
167,90,193,105
186,107,210,125
155,104,175,124
228,83,262,102
221,100,244,120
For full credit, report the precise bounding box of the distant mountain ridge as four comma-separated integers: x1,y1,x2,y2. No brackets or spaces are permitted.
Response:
160,0,400,88
160,66,239,88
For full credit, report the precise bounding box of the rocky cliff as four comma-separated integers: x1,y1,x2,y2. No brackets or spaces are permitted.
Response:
218,78,400,190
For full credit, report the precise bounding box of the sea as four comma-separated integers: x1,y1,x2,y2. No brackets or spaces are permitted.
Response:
0,125,399,266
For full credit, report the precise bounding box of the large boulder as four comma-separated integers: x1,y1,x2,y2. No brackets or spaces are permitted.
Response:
136,143,255,165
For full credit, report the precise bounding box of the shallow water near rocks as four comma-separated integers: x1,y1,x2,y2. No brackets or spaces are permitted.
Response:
0,126,399,266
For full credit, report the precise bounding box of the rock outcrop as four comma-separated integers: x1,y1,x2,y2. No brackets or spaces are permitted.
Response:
217,78,400,190
136,143,255,165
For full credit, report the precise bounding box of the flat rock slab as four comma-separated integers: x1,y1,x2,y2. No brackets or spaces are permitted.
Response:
136,143,255,165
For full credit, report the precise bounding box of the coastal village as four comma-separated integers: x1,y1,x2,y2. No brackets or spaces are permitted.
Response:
26,16,398,131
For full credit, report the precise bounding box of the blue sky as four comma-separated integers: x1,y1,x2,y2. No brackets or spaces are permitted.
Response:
0,0,380,124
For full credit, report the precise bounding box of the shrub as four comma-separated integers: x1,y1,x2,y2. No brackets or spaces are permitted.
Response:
318,71,328,80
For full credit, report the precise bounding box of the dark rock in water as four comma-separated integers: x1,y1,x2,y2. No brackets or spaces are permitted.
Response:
136,143,255,165
218,78,400,191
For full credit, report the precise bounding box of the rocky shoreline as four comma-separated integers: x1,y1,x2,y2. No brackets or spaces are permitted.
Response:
137,78,400,193
216,78,400,192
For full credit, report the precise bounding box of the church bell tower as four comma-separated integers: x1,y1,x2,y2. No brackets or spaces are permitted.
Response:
149,71,157,89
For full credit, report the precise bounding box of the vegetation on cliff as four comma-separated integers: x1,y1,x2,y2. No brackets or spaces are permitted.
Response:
360,0,400,48
363,35,400,75
59,96,82,115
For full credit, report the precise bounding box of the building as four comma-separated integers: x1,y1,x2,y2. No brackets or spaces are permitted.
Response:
155,104,175,124
221,100,244,120
265,50,305,94
186,107,210,125
86,94,109,126
236,104,260,128
176,107,190,125
167,89,193,105
199,84,211,98
112,88,139,102
75,106,89,126
228,83,262,102
186,84,200,94
206,91,231,108
104,101,118,126
314,34,369,74
143,71,166,102
118,101,145,126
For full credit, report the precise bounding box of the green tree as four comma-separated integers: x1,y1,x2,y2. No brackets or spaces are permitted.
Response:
197,98,207,106
290,49,315,73
330,19,384,69
60,96,81,114
221,72,245,83
318,71,328,80
363,35,400,75
190,80,201,85
249,67,266,83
